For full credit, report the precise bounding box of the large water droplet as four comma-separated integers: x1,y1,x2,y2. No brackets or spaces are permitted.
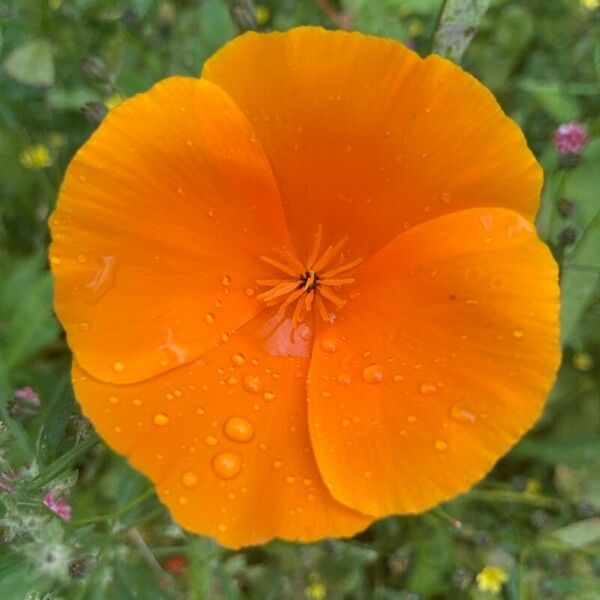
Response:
86,256,117,303
153,412,170,426
212,452,242,479
223,416,254,443
363,364,384,384
181,471,199,489
243,374,263,394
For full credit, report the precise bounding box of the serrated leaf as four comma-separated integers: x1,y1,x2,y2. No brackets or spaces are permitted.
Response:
433,0,491,62
3,40,55,87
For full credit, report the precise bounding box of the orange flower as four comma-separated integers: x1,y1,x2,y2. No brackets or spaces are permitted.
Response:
49,27,560,548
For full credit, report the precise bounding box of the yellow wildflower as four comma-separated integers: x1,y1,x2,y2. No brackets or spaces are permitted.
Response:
305,581,326,600
572,352,593,372
20,144,52,169
255,4,270,25
476,565,508,594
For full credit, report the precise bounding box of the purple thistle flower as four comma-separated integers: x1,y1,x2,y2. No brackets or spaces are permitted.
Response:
553,122,589,155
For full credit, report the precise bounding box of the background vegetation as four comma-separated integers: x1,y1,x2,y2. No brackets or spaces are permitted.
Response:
0,0,599,598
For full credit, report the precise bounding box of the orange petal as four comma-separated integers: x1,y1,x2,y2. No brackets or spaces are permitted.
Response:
307,209,560,517
203,27,542,261
72,313,371,548
50,77,292,384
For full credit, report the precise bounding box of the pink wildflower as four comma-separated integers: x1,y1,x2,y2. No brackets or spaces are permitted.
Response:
43,491,72,521
553,122,589,155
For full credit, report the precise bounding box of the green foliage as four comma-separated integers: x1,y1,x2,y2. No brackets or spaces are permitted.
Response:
0,0,599,598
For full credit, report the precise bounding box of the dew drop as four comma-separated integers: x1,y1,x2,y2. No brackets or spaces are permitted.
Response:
226,376,238,386
108,395,119,404
204,313,215,325
320,390,332,398
153,412,170,426
132,398,142,406
77,253,87,263
50,256,61,265
320,338,338,353
393,374,404,383
512,329,525,339
449,401,477,424
337,373,352,385
244,287,255,297
223,417,254,443
273,460,283,468
440,192,452,205
263,391,276,402
181,471,199,489
112,361,125,373
221,275,231,286
407,415,417,423
211,452,242,479
420,382,437,395
362,364,384,384
231,353,246,367
243,374,263,394
217,523,227,532
434,439,448,451
178,496,188,506
204,435,218,446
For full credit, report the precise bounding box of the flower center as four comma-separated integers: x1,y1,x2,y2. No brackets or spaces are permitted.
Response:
256,225,362,330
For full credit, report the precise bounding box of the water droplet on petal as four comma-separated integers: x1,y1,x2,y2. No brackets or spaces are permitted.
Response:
420,382,437,395
337,373,352,385
435,439,448,451
243,374,263,394
153,412,170,426
77,253,87,263
204,313,215,325
440,191,452,205
221,275,231,285
363,364,384,384
263,391,276,402
393,374,404,382
513,329,525,339
231,353,245,366
112,361,125,373
181,472,199,489
449,401,477,424
204,435,218,446
223,417,254,443
320,338,338,353
212,452,241,479
108,395,119,404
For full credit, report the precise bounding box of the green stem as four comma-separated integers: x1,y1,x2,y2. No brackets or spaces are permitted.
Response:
26,434,99,490
71,486,155,526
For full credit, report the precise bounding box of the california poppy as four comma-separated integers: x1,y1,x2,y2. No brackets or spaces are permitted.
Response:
49,27,560,547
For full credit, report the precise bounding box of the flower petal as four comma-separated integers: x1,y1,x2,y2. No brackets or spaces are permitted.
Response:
72,314,371,548
203,27,542,261
307,208,560,516
50,77,292,384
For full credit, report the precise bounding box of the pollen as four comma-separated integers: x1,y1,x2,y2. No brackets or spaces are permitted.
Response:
256,225,362,329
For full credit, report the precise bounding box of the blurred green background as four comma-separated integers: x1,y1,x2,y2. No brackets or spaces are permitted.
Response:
0,0,599,598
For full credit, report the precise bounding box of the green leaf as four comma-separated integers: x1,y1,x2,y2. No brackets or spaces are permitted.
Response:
549,518,600,549
3,40,55,87
432,0,492,62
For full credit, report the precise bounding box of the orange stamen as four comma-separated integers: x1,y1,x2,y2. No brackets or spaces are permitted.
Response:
258,227,361,328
